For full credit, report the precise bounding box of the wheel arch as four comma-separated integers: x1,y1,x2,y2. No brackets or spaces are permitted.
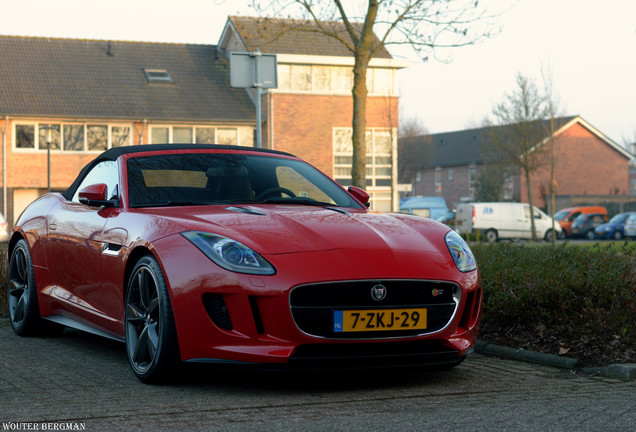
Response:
123,245,156,292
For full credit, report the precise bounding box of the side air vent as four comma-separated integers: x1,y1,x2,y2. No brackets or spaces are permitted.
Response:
202,293,232,330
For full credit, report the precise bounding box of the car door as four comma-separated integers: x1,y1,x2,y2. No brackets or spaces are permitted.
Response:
518,205,532,239
43,160,122,332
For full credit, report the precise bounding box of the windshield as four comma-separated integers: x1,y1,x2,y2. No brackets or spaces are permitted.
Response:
554,210,569,221
608,213,630,224
126,152,362,209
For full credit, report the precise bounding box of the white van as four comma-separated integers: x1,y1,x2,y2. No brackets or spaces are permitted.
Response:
455,202,561,242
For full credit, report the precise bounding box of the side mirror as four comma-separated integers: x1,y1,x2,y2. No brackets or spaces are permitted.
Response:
79,183,117,207
348,186,370,208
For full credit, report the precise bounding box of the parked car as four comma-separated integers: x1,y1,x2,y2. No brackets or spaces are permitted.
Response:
0,213,8,242
624,213,636,239
455,202,561,242
399,196,449,219
436,210,456,228
9,144,481,383
554,206,607,238
594,212,636,240
570,213,609,240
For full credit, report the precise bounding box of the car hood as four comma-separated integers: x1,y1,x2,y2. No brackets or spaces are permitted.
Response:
144,205,450,256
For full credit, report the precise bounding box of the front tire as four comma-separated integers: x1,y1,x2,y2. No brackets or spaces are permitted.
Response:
485,229,498,243
125,255,180,383
543,229,556,242
8,239,42,336
613,230,623,240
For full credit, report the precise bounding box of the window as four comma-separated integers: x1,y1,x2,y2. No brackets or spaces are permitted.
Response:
143,68,173,83
87,125,108,151
277,64,291,91
291,65,311,92
15,123,131,152
111,126,131,148
276,64,393,95
15,125,35,149
64,125,84,151
333,67,353,93
370,68,393,95
196,127,215,144
217,128,238,146
334,128,393,188
72,160,119,203
435,167,442,196
173,127,193,143
503,174,514,200
313,66,331,92
448,169,454,181
38,124,61,150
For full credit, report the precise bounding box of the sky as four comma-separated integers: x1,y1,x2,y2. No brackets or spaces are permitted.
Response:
2,0,635,150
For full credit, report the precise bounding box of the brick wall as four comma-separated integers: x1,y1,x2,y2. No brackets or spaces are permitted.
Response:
521,122,630,208
269,93,398,176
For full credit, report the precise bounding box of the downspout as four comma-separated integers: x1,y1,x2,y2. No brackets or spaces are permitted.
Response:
269,92,274,150
1,116,7,221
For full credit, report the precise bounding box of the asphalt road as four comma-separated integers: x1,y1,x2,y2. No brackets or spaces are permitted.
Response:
0,324,634,432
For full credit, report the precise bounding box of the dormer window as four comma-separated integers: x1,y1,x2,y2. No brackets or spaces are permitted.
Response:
143,68,173,83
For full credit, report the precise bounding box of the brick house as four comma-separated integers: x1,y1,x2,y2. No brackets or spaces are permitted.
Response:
0,16,407,227
400,116,634,211
219,16,408,211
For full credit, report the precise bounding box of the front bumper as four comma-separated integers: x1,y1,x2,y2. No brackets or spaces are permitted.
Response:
153,236,482,367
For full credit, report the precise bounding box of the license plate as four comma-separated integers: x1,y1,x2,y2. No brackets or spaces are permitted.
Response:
333,308,427,332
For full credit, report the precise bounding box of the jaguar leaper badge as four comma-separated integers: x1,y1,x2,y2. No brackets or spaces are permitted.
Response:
371,284,387,301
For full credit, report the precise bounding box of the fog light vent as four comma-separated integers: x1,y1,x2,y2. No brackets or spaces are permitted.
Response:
202,293,233,330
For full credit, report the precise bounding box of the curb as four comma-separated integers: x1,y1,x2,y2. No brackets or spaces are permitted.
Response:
475,340,636,380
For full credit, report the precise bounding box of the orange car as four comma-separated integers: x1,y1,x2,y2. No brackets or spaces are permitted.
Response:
554,206,607,238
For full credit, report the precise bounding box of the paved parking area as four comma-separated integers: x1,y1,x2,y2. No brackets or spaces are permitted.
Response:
0,323,634,431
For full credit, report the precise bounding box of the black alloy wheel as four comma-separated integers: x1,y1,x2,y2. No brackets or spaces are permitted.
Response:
125,255,180,383
8,239,45,336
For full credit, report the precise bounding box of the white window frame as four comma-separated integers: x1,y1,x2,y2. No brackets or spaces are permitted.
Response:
13,122,133,153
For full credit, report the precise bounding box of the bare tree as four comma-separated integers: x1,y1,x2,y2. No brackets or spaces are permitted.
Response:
397,114,429,185
485,72,549,241
541,64,562,244
250,0,506,188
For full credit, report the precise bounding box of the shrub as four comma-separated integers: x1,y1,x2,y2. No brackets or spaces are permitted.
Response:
473,242,636,365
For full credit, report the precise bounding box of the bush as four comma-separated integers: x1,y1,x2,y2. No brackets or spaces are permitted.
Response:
473,242,636,366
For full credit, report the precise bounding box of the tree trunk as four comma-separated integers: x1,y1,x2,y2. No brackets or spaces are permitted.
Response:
351,53,369,189
525,167,538,241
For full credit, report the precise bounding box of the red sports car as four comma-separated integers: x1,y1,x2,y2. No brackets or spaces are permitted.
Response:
8,144,481,382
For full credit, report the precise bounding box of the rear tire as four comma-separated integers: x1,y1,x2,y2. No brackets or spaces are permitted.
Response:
125,255,180,383
485,229,498,243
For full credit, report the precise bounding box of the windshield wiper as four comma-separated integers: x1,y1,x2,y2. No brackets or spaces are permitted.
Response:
261,197,335,206
133,200,227,208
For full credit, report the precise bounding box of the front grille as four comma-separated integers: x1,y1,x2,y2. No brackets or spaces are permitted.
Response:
289,280,459,339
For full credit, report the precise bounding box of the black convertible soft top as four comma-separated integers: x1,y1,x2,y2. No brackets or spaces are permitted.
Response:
61,144,295,201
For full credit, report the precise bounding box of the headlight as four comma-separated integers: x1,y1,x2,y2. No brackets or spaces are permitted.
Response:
182,231,276,275
445,230,477,272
